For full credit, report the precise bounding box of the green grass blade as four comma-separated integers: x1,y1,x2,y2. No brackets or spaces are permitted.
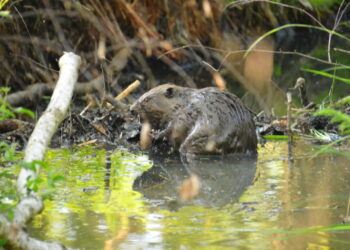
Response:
302,68,350,84
311,135,350,158
244,24,350,58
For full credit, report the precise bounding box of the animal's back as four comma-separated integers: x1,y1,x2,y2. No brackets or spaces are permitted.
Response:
176,87,257,155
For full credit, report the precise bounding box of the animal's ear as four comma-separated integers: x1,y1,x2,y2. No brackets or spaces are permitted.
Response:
164,87,174,98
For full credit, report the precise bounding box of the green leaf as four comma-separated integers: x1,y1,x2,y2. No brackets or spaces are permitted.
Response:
26,177,44,192
263,135,290,140
20,162,37,171
0,10,10,17
0,87,10,94
6,208,15,221
47,170,65,188
4,145,17,162
302,68,350,84
0,238,7,247
20,160,47,171
0,171,13,179
53,175,65,182
0,105,15,120
14,107,35,118
337,96,350,106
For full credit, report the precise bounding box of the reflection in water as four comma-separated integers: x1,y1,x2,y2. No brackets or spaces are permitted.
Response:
26,142,350,250
133,154,257,208
103,151,112,203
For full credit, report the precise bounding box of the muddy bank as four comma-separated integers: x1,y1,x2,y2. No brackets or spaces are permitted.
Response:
1,89,347,153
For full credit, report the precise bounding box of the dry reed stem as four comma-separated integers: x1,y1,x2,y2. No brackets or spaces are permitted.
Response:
286,92,292,134
115,80,141,101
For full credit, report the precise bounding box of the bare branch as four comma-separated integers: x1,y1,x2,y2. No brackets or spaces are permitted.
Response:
17,52,81,194
0,52,81,250
328,0,349,62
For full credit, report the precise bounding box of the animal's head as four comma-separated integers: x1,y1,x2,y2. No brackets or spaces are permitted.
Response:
130,84,186,128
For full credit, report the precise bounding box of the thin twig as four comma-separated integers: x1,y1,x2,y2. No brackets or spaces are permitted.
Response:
327,0,350,62
159,44,349,70
334,48,350,55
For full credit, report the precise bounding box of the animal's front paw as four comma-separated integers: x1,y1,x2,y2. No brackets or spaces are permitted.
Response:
153,129,168,141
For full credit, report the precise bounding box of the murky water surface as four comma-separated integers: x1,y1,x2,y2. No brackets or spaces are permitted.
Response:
29,140,350,249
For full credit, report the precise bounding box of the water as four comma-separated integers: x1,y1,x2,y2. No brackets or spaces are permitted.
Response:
28,140,350,249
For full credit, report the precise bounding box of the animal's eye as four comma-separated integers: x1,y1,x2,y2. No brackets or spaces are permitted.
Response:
164,87,174,98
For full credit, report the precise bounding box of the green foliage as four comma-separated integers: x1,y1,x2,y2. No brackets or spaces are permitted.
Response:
0,0,9,9
0,88,15,121
0,87,61,223
337,96,350,106
0,141,18,163
0,0,9,19
26,175,44,193
0,87,36,218
0,238,7,248
244,23,350,58
312,107,350,158
301,33,350,154
307,0,343,9
0,88,34,120
20,160,47,172
0,156,65,220
13,107,35,118
42,170,66,200
314,108,350,135
0,142,20,220
18,160,65,198
302,68,350,85
274,63,283,77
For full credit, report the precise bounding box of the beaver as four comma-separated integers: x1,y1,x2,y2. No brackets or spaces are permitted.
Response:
130,84,257,155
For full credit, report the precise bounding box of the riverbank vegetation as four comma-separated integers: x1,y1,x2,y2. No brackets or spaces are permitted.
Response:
0,0,349,249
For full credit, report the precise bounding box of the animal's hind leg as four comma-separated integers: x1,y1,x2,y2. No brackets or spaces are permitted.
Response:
179,130,220,155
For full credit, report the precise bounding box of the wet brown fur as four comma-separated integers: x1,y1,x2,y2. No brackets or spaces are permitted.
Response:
131,84,257,155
